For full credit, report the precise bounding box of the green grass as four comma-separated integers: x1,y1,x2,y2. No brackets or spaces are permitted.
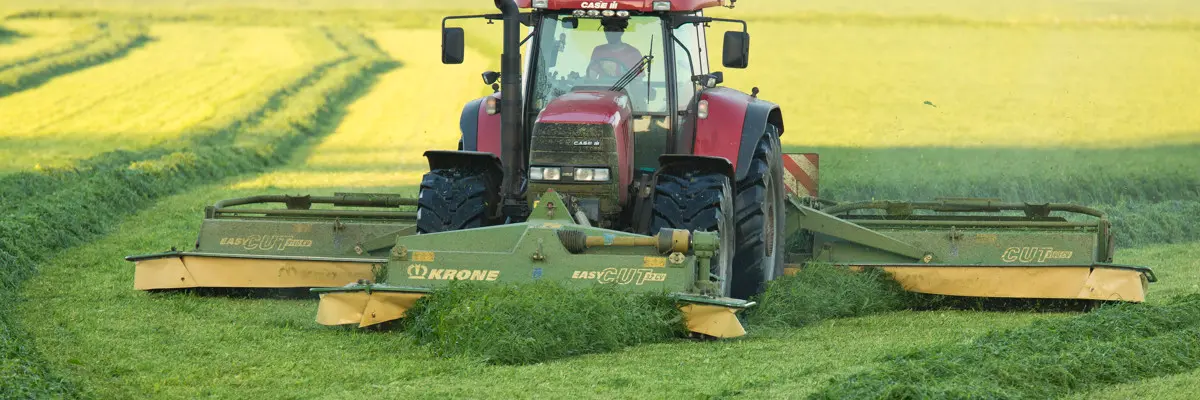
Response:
2,1,1199,397
745,264,909,328
1065,368,1200,400
17,194,1196,398
404,281,683,365
11,181,1057,397
811,295,1200,399
0,27,395,398
0,24,16,41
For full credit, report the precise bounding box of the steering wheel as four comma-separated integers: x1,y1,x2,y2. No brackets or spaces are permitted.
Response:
587,57,632,79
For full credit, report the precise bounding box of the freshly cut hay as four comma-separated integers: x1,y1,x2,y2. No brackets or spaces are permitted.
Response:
403,281,684,365
0,25,18,40
811,294,1200,400
745,264,909,328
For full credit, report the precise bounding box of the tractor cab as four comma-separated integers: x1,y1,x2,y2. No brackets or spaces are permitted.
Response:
527,12,709,172
442,1,752,228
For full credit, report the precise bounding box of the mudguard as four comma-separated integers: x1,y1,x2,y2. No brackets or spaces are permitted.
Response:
658,154,734,180
424,150,503,180
691,87,784,181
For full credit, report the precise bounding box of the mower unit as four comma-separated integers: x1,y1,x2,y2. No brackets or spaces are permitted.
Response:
782,196,1154,302
127,194,415,290
312,189,754,338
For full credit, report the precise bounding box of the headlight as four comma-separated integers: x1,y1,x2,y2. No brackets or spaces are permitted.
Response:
575,168,594,181
586,10,601,17
652,1,671,11
593,168,610,182
574,168,610,182
530,167,561,181
531,0,548,8
543,167,561,180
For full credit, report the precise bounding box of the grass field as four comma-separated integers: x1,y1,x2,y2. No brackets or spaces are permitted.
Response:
0,20,78,64
0,24,318,173
2,0,1200,398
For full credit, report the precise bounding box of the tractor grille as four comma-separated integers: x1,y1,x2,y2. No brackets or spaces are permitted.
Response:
529,123,617,168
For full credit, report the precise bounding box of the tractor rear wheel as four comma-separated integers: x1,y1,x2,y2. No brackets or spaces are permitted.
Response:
650,170,735,297
731,125,787,299
416,168,497,234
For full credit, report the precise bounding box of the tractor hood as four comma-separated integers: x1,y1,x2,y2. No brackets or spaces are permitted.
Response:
536,90,632,128
528,90,635,216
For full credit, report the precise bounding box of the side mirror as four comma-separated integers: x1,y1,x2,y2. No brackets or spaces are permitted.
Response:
482,71,501,85
442,27,465,64
722,31,749,69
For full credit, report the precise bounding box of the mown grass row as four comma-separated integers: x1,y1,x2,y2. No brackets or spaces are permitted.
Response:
0,20,107,72
810,294,1200,399
0,24,16,41
402,282,684,365
0,20,148,97
396,265,907,365
0,27,396,398
0,27,351,205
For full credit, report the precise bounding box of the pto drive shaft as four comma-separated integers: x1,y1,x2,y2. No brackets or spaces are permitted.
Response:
557,228,691,255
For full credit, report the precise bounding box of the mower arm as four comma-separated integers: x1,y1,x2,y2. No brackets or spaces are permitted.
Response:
784,195,931,262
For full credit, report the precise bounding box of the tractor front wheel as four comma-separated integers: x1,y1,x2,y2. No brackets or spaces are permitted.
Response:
731,125,787,299
416,168,497,234
650,170,735,297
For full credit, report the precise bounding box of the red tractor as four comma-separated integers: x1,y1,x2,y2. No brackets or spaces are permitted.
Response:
425,0,784,299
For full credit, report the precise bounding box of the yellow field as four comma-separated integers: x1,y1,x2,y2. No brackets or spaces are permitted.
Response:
233,29,488,191
0,24,315,172
0,19,78,64
724,0,1200,21
718,23,1200,148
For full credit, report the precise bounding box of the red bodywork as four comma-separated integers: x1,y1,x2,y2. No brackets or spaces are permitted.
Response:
471,86,770,180
515,0,725,12
692,87,752,174
477,93,503,156
536,90,634,202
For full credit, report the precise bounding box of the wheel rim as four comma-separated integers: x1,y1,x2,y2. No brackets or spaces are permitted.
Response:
760,164,781,282
715,182,735,297
761,136,786,283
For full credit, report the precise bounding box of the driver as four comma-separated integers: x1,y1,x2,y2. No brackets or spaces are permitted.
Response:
587,18,644,79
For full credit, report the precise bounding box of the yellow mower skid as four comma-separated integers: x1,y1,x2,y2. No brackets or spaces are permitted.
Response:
131,254,379,290
879,265,1149,302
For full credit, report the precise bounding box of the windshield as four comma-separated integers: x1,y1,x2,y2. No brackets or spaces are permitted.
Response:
531,15,668,114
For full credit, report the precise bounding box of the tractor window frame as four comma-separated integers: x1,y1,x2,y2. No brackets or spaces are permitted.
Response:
526,13,674,117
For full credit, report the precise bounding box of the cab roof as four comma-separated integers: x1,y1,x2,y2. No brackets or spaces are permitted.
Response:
515,0,726,12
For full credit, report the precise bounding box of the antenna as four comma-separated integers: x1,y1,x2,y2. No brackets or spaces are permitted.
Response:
644,35,654,109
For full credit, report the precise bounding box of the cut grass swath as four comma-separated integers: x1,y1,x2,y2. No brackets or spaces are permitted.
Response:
0,20,148,97
0,20,105,72
810,294,1200,400
403,281,684,365
0,24,16,40
0,27,396,398
745,264,910,328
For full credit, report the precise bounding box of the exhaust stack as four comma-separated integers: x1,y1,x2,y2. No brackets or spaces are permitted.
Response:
494,0,526,217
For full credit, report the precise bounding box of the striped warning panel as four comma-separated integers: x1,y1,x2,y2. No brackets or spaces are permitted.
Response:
782,153,819,197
